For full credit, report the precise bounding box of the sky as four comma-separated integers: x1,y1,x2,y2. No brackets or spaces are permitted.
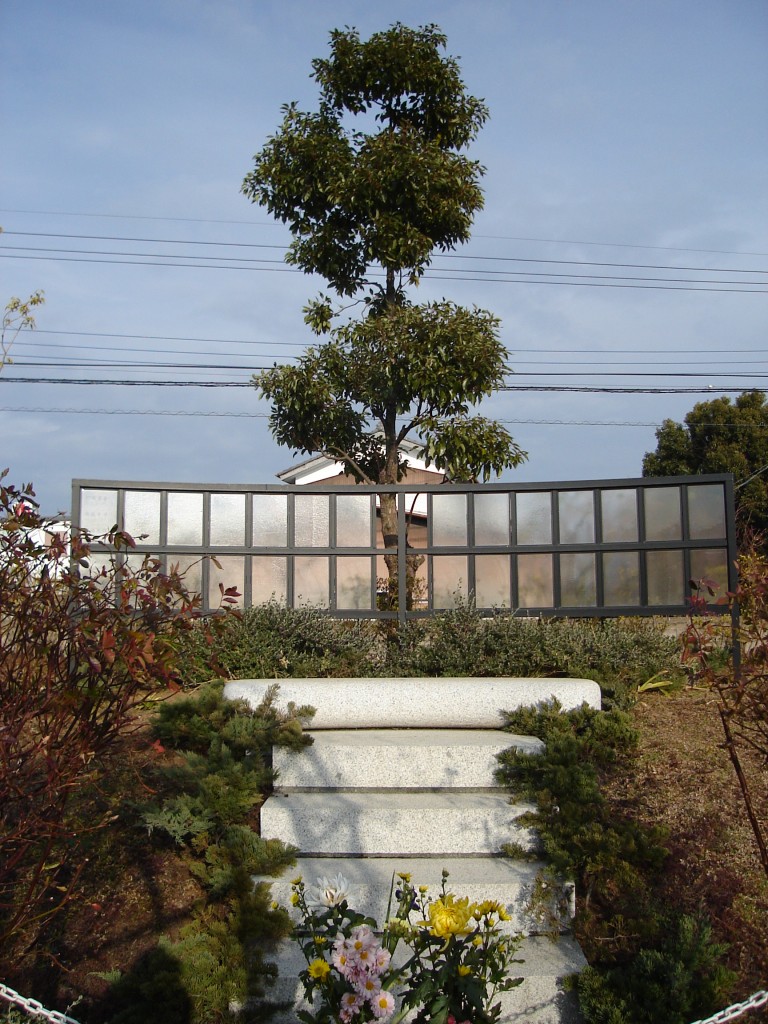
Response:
1,0,766,515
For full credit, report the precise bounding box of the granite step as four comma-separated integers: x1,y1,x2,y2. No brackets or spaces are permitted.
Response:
225,676,601,729
261,791,537,857
258,934,587,1024
261,855,574,936
273,729,543,792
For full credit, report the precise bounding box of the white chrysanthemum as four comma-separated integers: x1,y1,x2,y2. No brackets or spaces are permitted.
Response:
305,872,352,909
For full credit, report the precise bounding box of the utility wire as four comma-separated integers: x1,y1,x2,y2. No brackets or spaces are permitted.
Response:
1,405,765,431
5,231,767,274
23,331,768,355
0,377,763,394
3,209,767,257
13,342,768,368
6,241,768,282
2,253,765,293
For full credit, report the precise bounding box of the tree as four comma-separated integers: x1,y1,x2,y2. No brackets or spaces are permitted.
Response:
242,23,526,585
2,289,45,370
643,391,768,541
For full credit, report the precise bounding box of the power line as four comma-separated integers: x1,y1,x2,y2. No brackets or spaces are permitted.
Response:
3,209,767,257
0,407,764,431
32,329,302,348
3,253,765,293
0,377,762,394
5,231,767,274
15,341,767,369
23,331,768,355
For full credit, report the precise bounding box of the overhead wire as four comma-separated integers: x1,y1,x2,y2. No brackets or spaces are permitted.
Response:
4,231,768,274
0,377,763,394
2,208,768,257
2,252,764,293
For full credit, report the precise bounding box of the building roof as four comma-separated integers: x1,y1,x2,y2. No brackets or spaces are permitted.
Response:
276,437,444,486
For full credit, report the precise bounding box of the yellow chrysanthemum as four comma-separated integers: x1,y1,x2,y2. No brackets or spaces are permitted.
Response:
307,958,331,981
290,892,300,906
291,876,303,886
458,965,471,976
427,894,476,938
397,872,412,882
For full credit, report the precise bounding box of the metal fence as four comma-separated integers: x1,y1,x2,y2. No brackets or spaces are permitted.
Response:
71,474,737,623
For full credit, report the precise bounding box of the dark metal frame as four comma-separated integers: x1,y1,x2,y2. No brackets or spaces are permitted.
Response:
71,474,738,624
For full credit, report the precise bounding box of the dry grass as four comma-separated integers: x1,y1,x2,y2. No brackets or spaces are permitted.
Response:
604,685,768,1001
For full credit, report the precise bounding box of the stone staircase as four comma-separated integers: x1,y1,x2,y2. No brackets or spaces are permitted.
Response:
225,677,601,1023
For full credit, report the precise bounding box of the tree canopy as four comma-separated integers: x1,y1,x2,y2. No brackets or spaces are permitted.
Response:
257,300,525,486
243,23,526,573
643,391,768,540
242,23,488,305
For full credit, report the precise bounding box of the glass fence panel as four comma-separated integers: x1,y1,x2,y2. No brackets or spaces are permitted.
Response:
601,489,638,542
432,493,467,546
690,548,729,595
337,556,373,610
124,490,161,545
74,478,734,619
167,553,203,600
475,554,511,608
253,493,288,547
167,491,203,545
210,493,246,547
252,556,287,605
687,484,726,540
517,553,553,607
208,555,244,609
560,552,597,606
294,493,330,548
336,493,372,548
80,488,118,535
294,555,329,606
474,492,510,546
516,492,552,545
644,487,682,541
602,550,640,606
646,549,683,605
400,494,428,548
558,491,595,544
432,555,468,608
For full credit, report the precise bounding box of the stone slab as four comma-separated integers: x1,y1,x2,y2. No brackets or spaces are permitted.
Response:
225,676,601,729
260,855,574,935
259,935,586,1024
273,729,543,791
261,791,537,856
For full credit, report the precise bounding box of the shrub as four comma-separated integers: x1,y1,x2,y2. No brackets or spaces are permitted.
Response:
0,475,223,966
98,682,306,1023
496,701,734,1023
176,603,382,684
388,603,681,702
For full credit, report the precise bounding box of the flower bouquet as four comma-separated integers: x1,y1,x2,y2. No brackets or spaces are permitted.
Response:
288,869,523,1024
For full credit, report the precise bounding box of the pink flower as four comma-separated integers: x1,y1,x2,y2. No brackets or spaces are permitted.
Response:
370,989,395,1019
340,991,363,1022
356,974,382,999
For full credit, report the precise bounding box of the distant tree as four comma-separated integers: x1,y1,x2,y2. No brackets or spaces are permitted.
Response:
242,23,526,590
2,289,44,370
643,391,768,540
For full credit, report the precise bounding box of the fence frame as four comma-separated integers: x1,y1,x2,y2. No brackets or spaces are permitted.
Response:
71,473,738,625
